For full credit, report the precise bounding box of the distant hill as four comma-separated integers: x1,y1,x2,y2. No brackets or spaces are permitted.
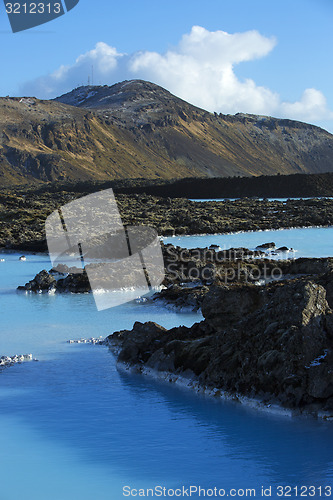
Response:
1,79,333,186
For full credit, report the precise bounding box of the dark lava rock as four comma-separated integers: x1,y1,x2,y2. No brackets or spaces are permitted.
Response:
18,268,90,293
18,269,56,292
1,184,333,253
154,284,209,312
56,272,90,293
106,273,333,417
256,242,276,249
114,322,168,365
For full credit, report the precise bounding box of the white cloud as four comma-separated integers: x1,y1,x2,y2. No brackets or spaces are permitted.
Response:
21,26,333,124
280,88,333,122
127,27,280,115
24,42,124,97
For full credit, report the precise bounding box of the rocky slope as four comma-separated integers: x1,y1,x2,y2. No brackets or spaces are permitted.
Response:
1,80,333,186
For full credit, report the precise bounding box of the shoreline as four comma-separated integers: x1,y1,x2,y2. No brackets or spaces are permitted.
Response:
105,261,333,420
106,334,333,421
114,357,329,421
68,336,327,420
162,223,333,239
2,223,333,255
6,220,333,421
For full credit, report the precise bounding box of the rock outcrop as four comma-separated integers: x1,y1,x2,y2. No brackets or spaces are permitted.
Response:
17,268,90,293
106,271,333,418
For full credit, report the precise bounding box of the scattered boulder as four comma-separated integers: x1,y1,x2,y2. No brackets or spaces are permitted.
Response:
256,242,276,250
18,269,56,292
277,246,290,252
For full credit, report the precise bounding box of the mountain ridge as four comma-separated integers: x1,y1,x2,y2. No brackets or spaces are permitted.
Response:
0,79,333,186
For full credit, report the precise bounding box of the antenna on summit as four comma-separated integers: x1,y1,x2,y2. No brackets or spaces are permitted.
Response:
92,65,94,86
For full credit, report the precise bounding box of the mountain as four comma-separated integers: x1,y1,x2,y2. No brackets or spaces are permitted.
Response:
1,79,333,186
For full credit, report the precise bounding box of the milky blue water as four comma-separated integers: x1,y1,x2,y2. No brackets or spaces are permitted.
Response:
164,226,333,258
190,198,333,202
1,227,333,500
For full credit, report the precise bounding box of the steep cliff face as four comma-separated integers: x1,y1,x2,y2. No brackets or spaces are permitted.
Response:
1,80,333,186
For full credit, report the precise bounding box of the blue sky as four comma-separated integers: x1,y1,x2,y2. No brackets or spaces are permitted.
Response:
1,0,333,132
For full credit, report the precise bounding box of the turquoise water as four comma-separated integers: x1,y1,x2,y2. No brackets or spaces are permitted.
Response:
1,228,333,500
163,226,333,258
190,197,333,202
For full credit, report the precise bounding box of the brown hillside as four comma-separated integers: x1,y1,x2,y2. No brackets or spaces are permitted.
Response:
0,80,333,186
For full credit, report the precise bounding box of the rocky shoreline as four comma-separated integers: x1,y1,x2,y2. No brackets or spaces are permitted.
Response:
17,241,333,308
89,245,333,419
105,266,333,419
14,240,292,295
15,239,333,419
